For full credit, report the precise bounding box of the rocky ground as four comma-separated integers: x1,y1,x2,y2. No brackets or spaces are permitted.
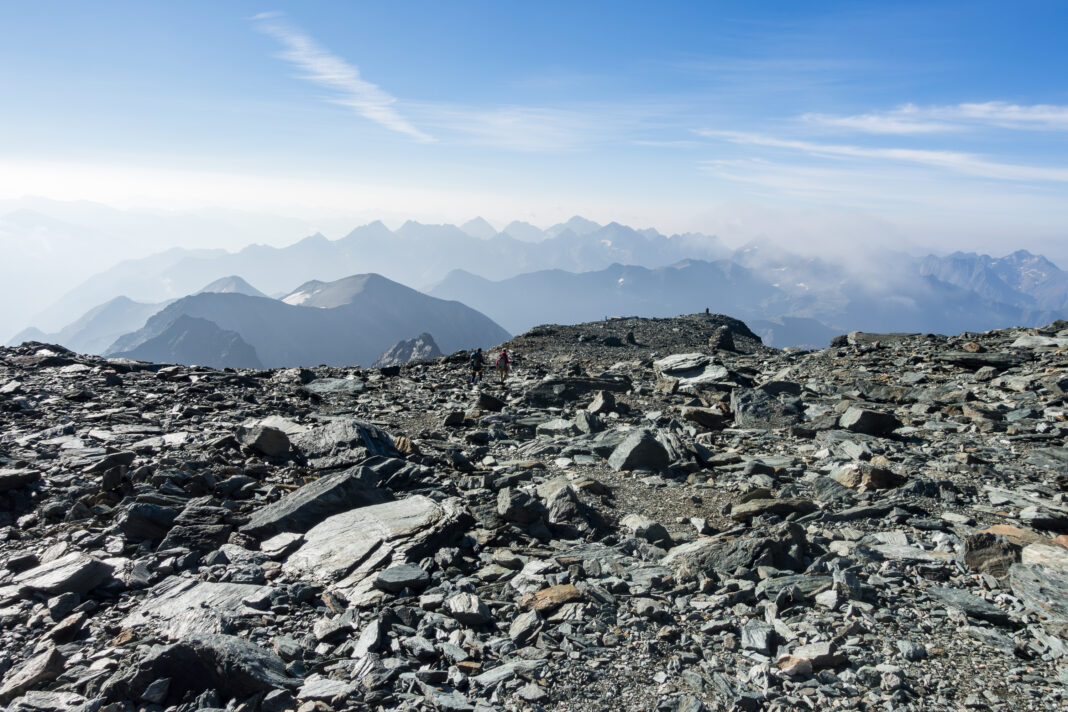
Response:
0,312,1066,712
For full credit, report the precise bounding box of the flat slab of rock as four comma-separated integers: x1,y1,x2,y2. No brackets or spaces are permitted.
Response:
654,353,729,387
926,586,1014,626
1010,561,1068,629
110,633,298,704
0,468,40,492
122,577,268,638
14,553,111,596
730,498,817,521
0,647,65,703
283,495,469,603
290,419,398,460
240,464,392,538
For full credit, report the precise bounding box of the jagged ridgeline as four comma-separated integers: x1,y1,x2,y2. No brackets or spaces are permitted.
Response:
14,216,1068,354
0,313,1066,709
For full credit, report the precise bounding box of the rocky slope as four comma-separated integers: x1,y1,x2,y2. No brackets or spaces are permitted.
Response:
0,313,1066,712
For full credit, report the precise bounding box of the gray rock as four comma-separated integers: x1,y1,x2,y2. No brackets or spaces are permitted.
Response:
238,425,291,458
608,430,670,471
926,586,1014,626
0,469,40,493
0,647,65,703
497,486,542,524
117,503,179,540
14,553,111,596
587,390,616,414
374,563,430,593
240,463,392,538
740,620,775,655
290,419,399,460
283,495,469,603
122,577,267,638
446,592,492,626
112,633,297,703
654,353,729,387
838,406,901,437
730,388,801,429
621,513,671,546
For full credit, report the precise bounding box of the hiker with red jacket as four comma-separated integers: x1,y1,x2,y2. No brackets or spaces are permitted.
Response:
495,348,513,383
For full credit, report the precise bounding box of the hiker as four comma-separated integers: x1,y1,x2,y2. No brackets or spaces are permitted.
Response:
495,348,513,383
469,347,484,384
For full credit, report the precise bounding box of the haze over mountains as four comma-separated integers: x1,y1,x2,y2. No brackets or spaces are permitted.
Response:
7,213,1068,363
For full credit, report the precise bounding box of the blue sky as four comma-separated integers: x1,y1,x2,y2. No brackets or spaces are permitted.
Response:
1,1,1067,254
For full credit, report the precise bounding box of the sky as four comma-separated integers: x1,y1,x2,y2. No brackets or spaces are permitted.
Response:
1,1,1067,256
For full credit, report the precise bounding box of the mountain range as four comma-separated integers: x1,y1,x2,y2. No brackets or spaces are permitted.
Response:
27,216,729,333
8,215,1068,356
106,274,509,368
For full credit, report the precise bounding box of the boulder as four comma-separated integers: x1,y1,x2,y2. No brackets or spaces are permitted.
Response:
122,578,268,638
117,503,179,541
607,430,670,472
290,419,398,460
283,496,470,603
524,376,630,408
730,388,801,429
832,462,904,490
240,464,392,538
374,564,430,593
653,353,729,387
0,647,65,703
730,498,817,521
0,468,40,493
960,533,1020,578
447,593,492,626
838,407,901,437
621,514,671,546
238,425,291,458
107,633,297,704
14,553,111,596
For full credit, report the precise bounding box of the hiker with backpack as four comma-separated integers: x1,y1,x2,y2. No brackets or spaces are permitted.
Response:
495,348,512,383
469,348,484,384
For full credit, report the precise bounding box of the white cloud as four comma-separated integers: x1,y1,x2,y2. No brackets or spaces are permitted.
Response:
699,130,1068,183
945,101,1068,129
802,105,956,134
255,14,434,143
804,101,1068,134
415,105,604,152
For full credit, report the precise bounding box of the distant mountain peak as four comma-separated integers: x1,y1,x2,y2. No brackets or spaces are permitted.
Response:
196,275,268,299
459,217,498,240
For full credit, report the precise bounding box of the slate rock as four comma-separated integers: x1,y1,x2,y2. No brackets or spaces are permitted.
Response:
730,388,801,429
118,503,179,541
14,553,111,596
838,407,901,437
290,419,399,459
0,469,41,493
240,464,392,538
0,647,65,703
446,593,492,626
926,586,1014,626
960,532,1020,578
374,564,430,593
608,430,670,472
114,633,297,703
238,425,291,458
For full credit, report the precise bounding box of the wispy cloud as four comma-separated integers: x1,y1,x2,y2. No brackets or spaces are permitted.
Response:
699,130,1068,183
802,106,956,135
804,101,1068,134
415,105,599,152
254,13,433,143
945,101,1068,130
